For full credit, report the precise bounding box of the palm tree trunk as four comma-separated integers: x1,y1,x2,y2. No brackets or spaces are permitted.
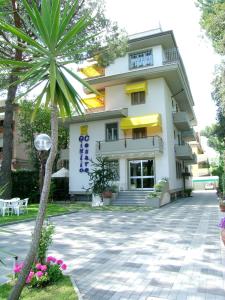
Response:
8,104,58,300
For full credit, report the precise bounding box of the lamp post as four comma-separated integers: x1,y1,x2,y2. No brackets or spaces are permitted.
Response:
34,134,52,193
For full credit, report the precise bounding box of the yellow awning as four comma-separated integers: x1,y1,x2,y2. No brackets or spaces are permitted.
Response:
120,113,162,130
81,95,104,108
79,65,105,78
125,81,147,94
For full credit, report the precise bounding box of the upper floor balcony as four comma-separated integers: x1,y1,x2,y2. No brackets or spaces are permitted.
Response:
96,136,163,158
175,143,194,161
181,128,196,142
173,111,191,131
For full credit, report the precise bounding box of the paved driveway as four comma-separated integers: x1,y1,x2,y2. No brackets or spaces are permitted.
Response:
0,191,225,299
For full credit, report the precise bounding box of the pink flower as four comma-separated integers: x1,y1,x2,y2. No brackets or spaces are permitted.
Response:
56,259,63,265
25,271,34,284
36,263,42,270
36,271,43,278
47,256,56,263
13,263,24,273
40,265,47,272
61,263,67,270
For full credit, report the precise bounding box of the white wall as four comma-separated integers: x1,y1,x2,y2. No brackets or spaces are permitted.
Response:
69,118,121,192
163,80,183,190
105,45,163,77
69,77,185,193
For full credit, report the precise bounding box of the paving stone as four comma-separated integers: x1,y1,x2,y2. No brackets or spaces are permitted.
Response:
1,191,225,300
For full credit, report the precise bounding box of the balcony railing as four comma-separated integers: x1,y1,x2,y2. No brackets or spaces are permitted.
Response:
175,144,194,160
96,136,163,157
173,111,191,131
163,48,179,65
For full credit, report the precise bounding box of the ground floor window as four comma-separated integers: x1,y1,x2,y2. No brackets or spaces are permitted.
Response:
129,159,154,189
176,161,182,178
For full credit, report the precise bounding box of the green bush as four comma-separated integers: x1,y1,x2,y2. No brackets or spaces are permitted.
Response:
12,170,39,203
37,223,55,264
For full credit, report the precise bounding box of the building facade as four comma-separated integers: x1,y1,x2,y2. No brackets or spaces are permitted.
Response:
66,30,197,198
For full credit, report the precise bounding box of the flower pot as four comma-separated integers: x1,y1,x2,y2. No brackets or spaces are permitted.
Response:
102,191,112,198
220,204,225,212
221,229,225,246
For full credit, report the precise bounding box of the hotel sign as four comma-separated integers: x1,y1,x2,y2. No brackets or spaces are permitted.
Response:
79,125,89,173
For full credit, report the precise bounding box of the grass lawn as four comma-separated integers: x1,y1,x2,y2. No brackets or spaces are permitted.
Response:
0,201,153,226
0,276,77,300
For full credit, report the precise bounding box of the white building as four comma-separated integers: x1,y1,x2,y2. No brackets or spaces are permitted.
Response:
64,29,197,201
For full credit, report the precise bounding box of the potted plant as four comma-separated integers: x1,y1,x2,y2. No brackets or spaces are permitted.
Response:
219,198,225,212
147,179,170,208
219,217,225,245
184,188,193,197
88,156,118,206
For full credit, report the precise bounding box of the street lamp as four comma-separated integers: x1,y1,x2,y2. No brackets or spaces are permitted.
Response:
34,134,52,193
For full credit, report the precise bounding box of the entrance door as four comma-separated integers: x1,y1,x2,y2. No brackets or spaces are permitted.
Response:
129,159,155,190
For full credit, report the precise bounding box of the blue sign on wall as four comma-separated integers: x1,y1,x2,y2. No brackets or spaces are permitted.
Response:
79,135,89,173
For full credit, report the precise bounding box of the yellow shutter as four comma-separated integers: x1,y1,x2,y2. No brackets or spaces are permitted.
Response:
125,81,147,94
120,113,162,132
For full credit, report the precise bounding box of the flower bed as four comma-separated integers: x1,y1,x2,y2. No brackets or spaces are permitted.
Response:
14,256,67,288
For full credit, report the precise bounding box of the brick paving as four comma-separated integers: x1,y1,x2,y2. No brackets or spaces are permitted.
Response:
0,191,225,299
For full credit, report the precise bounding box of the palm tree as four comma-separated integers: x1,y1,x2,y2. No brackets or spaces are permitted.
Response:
0,1,103,298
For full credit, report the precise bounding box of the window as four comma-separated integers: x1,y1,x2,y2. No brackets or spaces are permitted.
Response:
131,91,145,105
106,123,118,141
132,127,147,139
176,161,182,179
129,49,153,69
108,160,119,180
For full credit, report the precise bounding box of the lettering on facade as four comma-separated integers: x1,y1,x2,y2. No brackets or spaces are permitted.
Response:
79,135,89,173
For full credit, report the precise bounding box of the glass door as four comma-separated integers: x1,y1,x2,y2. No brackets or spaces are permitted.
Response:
129,159,154,190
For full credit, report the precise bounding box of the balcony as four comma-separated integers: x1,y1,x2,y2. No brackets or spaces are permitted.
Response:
182,128,196,142
184,153,197,165
163,48,179,65
175,144,193,160
173,112,191,131
96,136,163,157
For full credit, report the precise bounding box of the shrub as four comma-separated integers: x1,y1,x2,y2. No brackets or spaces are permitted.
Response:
12,170,39,203
37,223,55,264
184,188,192,197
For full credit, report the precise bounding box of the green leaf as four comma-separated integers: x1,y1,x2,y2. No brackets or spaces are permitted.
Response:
50,0,60,46
58,0,79,39
62,65,100,95
0,21,47,54
49,61,56,103
57,14,92,51
31,83,48,121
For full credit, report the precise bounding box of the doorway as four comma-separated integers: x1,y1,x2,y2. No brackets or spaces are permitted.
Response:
129,159,155,190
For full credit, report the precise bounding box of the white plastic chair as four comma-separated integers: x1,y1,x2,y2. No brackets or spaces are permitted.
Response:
19,198,29,214
0,200,6,216
8,198,20,216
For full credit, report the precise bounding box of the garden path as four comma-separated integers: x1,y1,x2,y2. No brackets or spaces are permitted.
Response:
0,191,224,299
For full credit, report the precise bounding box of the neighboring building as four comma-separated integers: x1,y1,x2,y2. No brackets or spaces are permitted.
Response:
189,134,210,178
65,29,197,199
0,100,30,170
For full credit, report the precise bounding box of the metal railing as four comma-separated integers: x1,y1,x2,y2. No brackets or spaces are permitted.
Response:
163,48,180,65
96,135,163,154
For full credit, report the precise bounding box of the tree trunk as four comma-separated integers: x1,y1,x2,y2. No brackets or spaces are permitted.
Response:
0,73,18,198
8,104,58,300
0,0,22,198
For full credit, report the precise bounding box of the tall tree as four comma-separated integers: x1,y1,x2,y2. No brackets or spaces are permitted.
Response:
0,1,127,299
18,100,69,171
0,0,127,198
